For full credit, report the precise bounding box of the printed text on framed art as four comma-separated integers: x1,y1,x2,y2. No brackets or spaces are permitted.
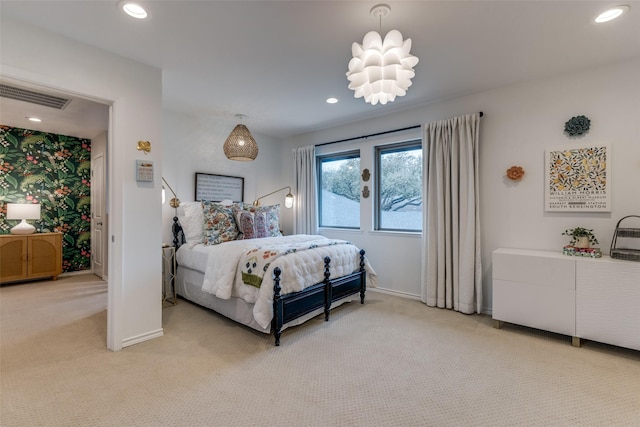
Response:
545,145,610,212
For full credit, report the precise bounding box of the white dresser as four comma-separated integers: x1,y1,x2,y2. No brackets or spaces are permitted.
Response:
493,248,640,351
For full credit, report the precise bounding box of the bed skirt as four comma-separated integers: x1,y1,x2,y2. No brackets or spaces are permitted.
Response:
175,266,355,335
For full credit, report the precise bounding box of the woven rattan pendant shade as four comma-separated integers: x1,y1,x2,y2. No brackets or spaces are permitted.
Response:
223,123,259,161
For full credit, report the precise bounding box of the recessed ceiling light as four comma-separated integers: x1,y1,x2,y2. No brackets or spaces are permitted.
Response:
118,1,149,20
595,5,629,23
326,98,338,104
27,117,42,122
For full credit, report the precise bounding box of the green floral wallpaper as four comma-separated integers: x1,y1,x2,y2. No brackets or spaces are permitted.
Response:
0,125,92,272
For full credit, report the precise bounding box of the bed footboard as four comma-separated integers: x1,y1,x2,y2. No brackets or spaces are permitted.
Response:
271,249,366,346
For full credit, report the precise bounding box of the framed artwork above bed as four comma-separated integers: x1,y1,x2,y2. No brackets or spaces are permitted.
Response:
195,172,244,202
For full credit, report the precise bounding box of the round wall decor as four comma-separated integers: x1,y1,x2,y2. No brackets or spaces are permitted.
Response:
506,166,525,181
564,115,591,137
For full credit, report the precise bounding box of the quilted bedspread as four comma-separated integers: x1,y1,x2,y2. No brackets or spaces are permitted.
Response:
239,238,354,288
200,234,376,328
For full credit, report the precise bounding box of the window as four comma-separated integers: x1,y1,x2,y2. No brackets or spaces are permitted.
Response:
375,141,422,232
317,151,360,229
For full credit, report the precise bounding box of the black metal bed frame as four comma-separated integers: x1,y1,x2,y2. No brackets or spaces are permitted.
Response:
171,217,367,346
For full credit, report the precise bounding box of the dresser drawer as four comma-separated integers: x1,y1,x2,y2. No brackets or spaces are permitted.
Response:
493,248,575,290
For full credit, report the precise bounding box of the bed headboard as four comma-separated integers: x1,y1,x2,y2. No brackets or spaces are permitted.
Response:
171,216,186,249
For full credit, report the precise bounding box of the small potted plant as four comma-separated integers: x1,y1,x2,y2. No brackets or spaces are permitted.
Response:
562,227,599,248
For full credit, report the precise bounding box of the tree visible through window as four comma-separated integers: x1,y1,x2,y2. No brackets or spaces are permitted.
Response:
317,152,360,229
376,141,422,231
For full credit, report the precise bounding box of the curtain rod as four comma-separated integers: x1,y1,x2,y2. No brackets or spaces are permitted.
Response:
315,111,483,148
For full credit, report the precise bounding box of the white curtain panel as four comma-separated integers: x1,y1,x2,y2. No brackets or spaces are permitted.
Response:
421,113,482,314
293,145,317,235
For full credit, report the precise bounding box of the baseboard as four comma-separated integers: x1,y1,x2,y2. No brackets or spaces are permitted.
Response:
369,287,421,300
122,328,163,348
59,270,107,280
59,270,92,277
370,287,494,316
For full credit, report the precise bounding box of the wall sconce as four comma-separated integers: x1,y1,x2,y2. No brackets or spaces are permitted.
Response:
162,177,180,208
6,203,41,234
253,186,294,208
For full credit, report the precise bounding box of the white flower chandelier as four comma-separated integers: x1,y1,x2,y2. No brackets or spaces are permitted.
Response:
346,4,419,106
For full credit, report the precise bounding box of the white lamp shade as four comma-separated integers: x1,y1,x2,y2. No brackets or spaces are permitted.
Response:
285,193,294,209
7,203,41,220
6,203,40,235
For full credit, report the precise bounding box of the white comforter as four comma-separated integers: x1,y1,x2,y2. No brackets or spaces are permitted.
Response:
178,234,376,329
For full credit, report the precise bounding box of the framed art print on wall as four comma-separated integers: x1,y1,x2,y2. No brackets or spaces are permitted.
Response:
544,144,611,212
195,173,244,202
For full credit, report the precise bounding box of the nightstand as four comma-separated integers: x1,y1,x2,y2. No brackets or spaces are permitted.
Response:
162,245,177,307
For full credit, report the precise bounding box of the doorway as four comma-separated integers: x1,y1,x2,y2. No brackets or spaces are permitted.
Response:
0,76,111,338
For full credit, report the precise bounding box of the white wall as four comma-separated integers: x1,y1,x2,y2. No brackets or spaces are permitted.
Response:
284,58,640,312
161,110,291,245
312,128,424,298
1,18,164,350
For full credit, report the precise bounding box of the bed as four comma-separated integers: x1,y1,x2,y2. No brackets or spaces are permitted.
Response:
171,200,375,345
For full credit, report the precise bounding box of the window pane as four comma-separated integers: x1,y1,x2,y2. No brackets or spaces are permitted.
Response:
377,143,422,231
318,154,360,228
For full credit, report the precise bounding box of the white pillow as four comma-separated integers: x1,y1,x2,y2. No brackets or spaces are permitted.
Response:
177,201,205,246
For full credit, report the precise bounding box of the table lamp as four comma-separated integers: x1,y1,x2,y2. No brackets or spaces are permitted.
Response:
6,203,41,234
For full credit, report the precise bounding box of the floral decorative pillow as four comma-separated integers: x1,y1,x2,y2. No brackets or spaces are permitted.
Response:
241,203,282,237
234,209,269,240
202,201,239,245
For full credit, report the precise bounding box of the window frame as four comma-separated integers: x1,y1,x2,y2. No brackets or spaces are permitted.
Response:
374,139,423,232
316,150,361,230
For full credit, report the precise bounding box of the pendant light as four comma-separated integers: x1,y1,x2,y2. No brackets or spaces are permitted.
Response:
346,4,419,105
223,114,259,161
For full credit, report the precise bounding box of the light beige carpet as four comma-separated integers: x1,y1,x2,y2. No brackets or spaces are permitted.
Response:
1,274,639,426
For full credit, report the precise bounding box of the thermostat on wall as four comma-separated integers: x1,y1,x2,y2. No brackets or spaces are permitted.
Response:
136,160,154,182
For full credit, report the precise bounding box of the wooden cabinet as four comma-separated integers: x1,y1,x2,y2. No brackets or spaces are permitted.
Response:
0,233,62,284
493,248,640,351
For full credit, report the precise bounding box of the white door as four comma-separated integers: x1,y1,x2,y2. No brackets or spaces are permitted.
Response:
91,152,107,279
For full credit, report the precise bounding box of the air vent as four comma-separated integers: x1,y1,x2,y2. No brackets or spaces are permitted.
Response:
0,84,70,110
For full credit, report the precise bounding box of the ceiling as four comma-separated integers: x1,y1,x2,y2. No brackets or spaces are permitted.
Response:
1,1,639,140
